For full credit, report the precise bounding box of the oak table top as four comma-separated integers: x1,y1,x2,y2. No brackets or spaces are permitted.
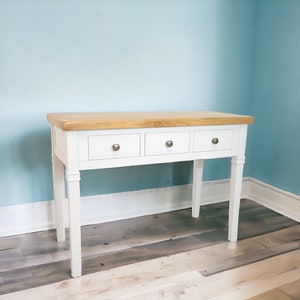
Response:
47,111,254,131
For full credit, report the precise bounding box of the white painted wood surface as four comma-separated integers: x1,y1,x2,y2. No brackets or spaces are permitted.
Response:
192,159,204,218
228,124,248,241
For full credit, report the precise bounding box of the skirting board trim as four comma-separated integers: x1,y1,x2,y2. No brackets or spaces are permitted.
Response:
0,177,299,237
246,177,300,222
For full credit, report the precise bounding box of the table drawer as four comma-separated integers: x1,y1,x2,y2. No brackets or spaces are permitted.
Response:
88,134,140,160
145,132,190,156
193,129,233,152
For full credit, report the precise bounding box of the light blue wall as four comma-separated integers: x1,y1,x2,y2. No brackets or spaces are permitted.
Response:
251,0,300,196
0,0,256,206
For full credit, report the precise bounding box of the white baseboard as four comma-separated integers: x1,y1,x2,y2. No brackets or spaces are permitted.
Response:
0,179,232,237
246,178,300,222
0,201,56,238
0,177,299,237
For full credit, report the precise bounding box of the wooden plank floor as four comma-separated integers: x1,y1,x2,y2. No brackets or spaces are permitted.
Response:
0,199,299,299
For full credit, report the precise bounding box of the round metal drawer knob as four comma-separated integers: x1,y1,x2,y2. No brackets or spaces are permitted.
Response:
211,137,219,145
165,140,173,148
112,144,120,151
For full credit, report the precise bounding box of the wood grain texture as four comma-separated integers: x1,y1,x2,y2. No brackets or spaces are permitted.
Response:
3,241,300,299
0,200,298,298
47,111,254,131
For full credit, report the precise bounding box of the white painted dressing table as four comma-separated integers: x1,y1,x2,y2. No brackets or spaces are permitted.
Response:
47,111,254,277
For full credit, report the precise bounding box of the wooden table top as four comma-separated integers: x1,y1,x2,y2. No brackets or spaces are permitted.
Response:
47,111,254,131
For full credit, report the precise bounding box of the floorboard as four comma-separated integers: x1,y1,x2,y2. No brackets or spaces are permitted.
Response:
0,199,299,298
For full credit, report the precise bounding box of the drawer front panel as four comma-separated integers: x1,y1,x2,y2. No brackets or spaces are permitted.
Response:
88,134,140,160
145,132,190,156
193,130,233,152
